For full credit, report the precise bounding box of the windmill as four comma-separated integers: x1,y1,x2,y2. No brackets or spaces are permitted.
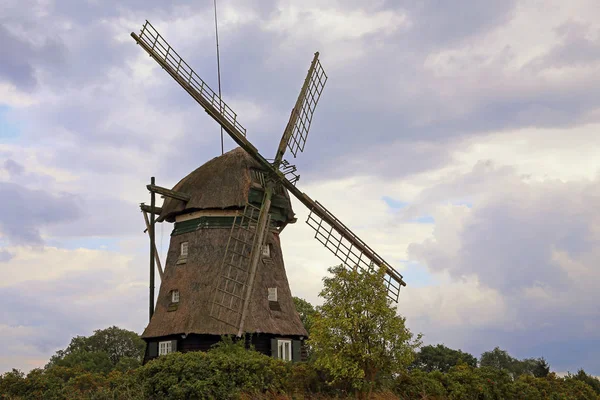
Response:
132,21,407,362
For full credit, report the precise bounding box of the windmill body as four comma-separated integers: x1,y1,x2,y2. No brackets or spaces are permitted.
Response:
132,20,406,363
143,148,306,361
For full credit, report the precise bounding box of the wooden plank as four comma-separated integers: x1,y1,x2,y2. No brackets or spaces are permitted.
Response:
146,184,191,202
140,204,163,215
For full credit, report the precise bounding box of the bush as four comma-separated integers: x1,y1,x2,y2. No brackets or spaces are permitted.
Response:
137,339,290,399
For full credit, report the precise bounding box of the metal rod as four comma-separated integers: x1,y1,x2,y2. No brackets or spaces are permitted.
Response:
149,176,156,322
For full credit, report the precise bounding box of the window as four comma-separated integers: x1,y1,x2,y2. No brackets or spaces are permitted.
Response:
180,242,188,257
171,290,180,303
159,341,172,356
277,339,292,361
268,287,278,302
261,244,271,257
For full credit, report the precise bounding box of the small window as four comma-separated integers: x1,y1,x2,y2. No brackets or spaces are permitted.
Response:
171,290,180,303
268,287,278,302
159,341,172,356
180,242,188,257
277,339,292,361
261,244,271,257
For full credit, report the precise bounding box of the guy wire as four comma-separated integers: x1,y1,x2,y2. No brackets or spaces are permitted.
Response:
213,0,224,155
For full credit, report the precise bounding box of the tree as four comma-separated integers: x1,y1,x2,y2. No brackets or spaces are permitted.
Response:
480,347,551,379
569,369,600,395
293,296,316,335
480,347,515,371
532,357,550,378
47,326,145,369
308,265,421,397
411,344,477,372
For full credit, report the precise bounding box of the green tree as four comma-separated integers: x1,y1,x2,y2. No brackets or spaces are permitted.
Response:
532,357,550,378
480,347,515,372
293,296,316,335
308,265,421,397
53,350,114,374
568,369,600,395
411,344,477,372
47,326,145,370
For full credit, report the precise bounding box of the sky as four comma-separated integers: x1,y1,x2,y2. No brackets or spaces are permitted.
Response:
1,0,599,376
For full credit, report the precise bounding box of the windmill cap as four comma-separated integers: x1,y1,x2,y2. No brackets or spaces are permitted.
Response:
158,147,296,224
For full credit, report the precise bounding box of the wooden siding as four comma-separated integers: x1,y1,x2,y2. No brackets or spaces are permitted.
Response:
143,333,307,364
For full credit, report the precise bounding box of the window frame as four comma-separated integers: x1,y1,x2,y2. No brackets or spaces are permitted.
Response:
158,341,172,356
171,289,180,303
180,242,189,258
277,339,292,361
261,244,271,257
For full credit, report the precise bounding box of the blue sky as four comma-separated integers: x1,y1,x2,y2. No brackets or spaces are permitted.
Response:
1,0,600,376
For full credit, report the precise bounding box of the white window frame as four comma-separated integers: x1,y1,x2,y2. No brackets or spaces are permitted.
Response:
277,339,292,361
180,242,189,258
159,341,172,356
171,289,180,303
261,244,271,257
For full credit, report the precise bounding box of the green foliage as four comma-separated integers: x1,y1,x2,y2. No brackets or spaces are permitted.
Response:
52,351,114,374
532,357,550,378
411,344,478,373
138,340,289,399
47,326,145,369
393,367,600,400
479,347,515,372
3,336,600,399
479,347,552,380
568,369,600,395
309,265,422,395
293,296,316,335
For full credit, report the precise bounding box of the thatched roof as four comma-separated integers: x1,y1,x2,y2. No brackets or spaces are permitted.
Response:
142,227,308,338
158,147,294,223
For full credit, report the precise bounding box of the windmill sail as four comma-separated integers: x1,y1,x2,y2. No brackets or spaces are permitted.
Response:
274,52,327,164
306,201,406,302
132,21,406,305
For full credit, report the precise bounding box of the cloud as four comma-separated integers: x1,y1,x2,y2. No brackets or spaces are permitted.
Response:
404,162,600,372
0,182,83,245
0,250,14,262
0,23,65,91
0,245,148,373
3,159,24,177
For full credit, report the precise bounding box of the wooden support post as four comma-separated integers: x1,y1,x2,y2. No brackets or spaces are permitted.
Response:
142,210,164,280
237,183,273,337
149,177,156,322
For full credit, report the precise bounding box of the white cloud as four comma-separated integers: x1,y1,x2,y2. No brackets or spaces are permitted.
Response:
0,246,133,287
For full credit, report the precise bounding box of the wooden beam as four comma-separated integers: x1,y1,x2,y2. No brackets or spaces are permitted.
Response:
146,184,191,202
149,177,156,322
142,210,164,280
140,204,163,215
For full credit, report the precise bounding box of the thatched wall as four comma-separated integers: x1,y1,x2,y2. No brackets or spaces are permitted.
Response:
158,147,294,223
142,227,308,338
